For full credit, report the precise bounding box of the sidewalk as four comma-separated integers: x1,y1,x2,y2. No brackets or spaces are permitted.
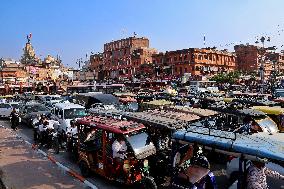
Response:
0,127,82,189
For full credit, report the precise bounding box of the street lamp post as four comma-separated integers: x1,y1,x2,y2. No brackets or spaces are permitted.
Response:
260,36,266,94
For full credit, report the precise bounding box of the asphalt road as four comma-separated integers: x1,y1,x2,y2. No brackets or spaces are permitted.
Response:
1,119,283,189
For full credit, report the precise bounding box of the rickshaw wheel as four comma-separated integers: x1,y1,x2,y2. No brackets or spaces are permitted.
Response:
140,176,157,189
79,161,90,177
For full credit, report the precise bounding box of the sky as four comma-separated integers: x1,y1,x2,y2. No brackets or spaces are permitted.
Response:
0,0,284,68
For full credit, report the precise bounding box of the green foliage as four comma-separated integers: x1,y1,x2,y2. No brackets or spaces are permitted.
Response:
210,71,241,84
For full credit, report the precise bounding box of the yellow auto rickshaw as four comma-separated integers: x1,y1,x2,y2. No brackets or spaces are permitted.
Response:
252,106,284,132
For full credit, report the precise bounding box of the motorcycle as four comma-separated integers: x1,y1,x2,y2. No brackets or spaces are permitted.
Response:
66,134,79,160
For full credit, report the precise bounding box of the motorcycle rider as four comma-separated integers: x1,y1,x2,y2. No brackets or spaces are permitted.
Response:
10,108,19,130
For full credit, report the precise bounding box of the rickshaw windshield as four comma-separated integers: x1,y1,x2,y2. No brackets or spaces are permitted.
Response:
126,132,151,152
256,118,279,133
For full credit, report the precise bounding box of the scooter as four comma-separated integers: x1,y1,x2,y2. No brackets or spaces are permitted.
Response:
66,134,79,160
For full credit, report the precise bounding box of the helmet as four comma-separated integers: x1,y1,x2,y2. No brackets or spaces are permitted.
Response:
191,155,210,169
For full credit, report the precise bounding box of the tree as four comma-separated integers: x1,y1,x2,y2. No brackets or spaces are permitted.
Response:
210,71,241,84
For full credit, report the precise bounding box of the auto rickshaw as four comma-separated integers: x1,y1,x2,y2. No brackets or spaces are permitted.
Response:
171,125,284,189
251,106,284,132
76,116,157,188
208,105,280,134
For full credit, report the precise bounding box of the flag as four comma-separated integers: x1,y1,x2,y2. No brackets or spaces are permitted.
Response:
29,33,32,39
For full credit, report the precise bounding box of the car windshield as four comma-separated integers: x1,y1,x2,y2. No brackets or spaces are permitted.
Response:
27,105,48,113
10,104,20,109
128,102,138,111
64,108,87,119
257,118,279,133
275,92,284,98
126,132,151,152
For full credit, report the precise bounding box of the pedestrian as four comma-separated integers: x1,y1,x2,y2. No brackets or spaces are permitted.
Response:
10,108,19,130
247,161,284,189
172,145,217,189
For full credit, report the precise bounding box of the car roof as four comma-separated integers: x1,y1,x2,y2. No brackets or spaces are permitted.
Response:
77,116,145,135
54,103,85,109
25,102,42,106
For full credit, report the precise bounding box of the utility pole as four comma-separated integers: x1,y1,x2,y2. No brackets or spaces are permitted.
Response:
256,36,270,94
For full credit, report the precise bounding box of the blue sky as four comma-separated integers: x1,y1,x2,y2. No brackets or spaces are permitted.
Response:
0,0,284,67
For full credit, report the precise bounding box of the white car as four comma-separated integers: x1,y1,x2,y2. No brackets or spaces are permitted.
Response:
227,157,284,188
9,102,21,112
0,103,13,118
51,103,87,132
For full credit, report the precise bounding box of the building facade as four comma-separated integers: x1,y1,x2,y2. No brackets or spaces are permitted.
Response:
152,48,236,79
90,36,157,80
235,44,284,78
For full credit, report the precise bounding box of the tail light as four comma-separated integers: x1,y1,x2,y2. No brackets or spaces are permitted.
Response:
135,173,142,181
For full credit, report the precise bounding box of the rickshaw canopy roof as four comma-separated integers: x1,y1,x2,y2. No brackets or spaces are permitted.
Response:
168,106,219,117
173,128,284,162
77,116,145,135
142,99,173,106
123,110,200,130
252,106,284,115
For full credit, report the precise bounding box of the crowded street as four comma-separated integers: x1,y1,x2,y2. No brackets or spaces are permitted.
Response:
1,1,284,189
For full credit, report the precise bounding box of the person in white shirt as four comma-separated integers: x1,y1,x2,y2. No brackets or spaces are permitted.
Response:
38,121,48,132
66,120,78,151
66,120,78,137
38,121,49,145
112,135,127,160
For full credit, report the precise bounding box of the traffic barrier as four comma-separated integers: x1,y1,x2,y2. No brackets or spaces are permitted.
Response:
0,124,98,189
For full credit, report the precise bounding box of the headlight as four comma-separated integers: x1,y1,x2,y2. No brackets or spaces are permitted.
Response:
143,159,148,167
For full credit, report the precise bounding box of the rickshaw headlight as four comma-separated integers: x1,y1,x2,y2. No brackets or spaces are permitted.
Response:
143,159,148,168
123,160,130,172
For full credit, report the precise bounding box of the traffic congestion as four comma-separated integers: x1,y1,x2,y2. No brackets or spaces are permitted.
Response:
1,81,284,189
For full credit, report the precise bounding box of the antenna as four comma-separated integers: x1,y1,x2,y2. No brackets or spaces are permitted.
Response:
121,28,127,38
203,34,206,48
